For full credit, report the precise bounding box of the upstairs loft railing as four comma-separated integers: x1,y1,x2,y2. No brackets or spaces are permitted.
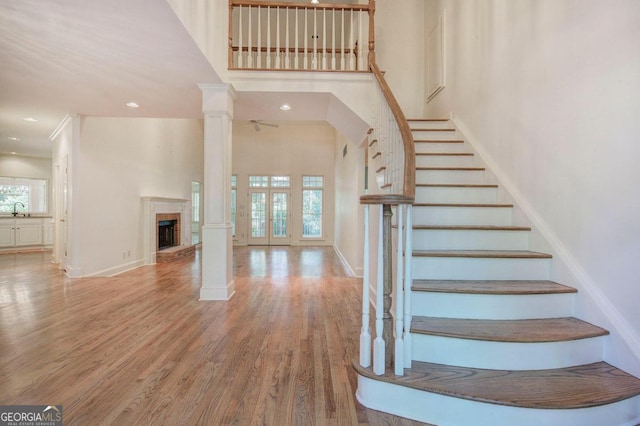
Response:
229,0,373,71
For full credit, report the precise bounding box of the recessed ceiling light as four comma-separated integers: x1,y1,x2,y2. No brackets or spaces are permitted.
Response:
126,102,140,108
22,117,37,122
8,137,20,141
280,104,291,111
10,152,17,155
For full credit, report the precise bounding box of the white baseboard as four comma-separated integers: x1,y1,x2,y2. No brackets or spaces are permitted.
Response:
333,245,358,277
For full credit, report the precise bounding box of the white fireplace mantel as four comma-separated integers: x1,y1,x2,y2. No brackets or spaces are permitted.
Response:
142,197,192,265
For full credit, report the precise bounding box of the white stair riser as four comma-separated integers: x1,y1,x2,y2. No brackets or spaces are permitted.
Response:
411,292,574,319
415,142,468,153
416,155,475,167
413,206,513,226
356,376,640,426
412,130,459,140
415,186,498,203
412,229,529,250
411,334,604,370
409,121,452,130
416,169,486,184
412,257,551,280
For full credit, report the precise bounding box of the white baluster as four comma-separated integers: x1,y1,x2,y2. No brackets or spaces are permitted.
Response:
285,7,290,69
267,6,271,68
257,6,262,68
304,9,308,69
360,204,371,368
322,9,327,70
313,9,317,69
395,204,404,376
373,205,385,375
340,9,345,70
404,204,413,368
294,8,299,69
247,6,253,68
238,5,243,68
276,7,281,68
331,9,336,70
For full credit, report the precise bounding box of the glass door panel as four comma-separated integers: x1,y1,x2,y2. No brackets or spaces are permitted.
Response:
270,191,290,245
248,189,290,245
248,191,268,245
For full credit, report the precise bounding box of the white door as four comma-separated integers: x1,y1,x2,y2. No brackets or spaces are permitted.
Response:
248,189,291,245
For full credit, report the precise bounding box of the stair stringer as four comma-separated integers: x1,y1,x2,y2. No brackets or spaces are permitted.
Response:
451,115,640,378
356,374,640,426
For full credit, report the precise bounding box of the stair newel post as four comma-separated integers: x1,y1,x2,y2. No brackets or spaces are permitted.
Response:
382,203,394,369
394,204,404,376
360,204,371,368
403,204,413,368
373,204,385,375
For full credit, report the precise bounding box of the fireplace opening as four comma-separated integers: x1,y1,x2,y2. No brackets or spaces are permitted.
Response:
158,219,178,250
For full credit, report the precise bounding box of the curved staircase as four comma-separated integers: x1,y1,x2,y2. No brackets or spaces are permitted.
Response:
355,118,640,426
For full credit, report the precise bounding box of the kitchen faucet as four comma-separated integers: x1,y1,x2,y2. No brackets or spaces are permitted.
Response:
12,202,25,217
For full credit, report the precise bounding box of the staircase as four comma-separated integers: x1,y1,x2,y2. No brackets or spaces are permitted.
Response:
355,119,640,426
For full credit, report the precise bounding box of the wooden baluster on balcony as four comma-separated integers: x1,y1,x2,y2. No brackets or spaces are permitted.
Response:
275,6,281,68
256,6,262,68
247,6,252,68
267,6,271,68
238,5,244,68
294,7,299,69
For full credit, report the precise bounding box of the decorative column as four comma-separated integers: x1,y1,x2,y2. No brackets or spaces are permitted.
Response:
199,84,237,301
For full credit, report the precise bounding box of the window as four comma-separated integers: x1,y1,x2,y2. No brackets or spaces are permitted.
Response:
302,176,323,238
270,176,290,187
0,177,47,214
231,175,237,237
249,175,268,187
191,182,200,223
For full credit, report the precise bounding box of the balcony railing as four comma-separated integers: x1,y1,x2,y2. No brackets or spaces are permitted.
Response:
229,0,373,71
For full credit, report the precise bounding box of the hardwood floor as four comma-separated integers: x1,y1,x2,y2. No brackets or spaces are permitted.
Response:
0,247,429,425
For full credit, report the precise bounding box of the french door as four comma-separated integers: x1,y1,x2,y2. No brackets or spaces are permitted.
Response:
248,189,291,245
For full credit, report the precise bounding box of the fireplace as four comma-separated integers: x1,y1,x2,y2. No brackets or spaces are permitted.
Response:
155,213,181,252
158,220,178,250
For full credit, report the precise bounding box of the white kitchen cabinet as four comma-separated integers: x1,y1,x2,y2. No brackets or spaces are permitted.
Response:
0,220,15,247
0,217,50,249
16,219,43,246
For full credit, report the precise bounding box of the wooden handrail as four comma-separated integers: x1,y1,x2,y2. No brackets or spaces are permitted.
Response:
232,46,354,55
230,0,371,12
368,62,416,200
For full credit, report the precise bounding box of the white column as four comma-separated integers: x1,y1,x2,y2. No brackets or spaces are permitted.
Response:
199,83,237,301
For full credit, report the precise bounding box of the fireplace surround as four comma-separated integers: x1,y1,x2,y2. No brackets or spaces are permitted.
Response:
142,197,192,264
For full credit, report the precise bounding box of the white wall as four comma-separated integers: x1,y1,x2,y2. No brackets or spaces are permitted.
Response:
333,130,366,276
232,121,336,246
424,0,640,375
0,154,53,214
71,117,204,276
375,0,426,117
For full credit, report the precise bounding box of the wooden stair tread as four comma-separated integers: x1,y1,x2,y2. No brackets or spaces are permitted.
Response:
413,225,530,231
412,128,456,131
416,166,484,171
413,250,551,258
412,279,576,294
416,152,473,156
353,361,640,409
411,316,609,342
416,183,498,188
413,203,513,208
414,139,464,143
408,118,450,121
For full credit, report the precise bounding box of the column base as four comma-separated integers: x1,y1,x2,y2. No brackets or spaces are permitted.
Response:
200,224,235,301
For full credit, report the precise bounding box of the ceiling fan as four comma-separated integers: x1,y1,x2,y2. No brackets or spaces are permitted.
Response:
248,120,279,132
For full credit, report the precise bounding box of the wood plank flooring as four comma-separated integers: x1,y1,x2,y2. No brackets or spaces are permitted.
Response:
0,247,430,426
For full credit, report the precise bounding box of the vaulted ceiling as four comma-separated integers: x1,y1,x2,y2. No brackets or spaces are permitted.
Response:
0,0,221,158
